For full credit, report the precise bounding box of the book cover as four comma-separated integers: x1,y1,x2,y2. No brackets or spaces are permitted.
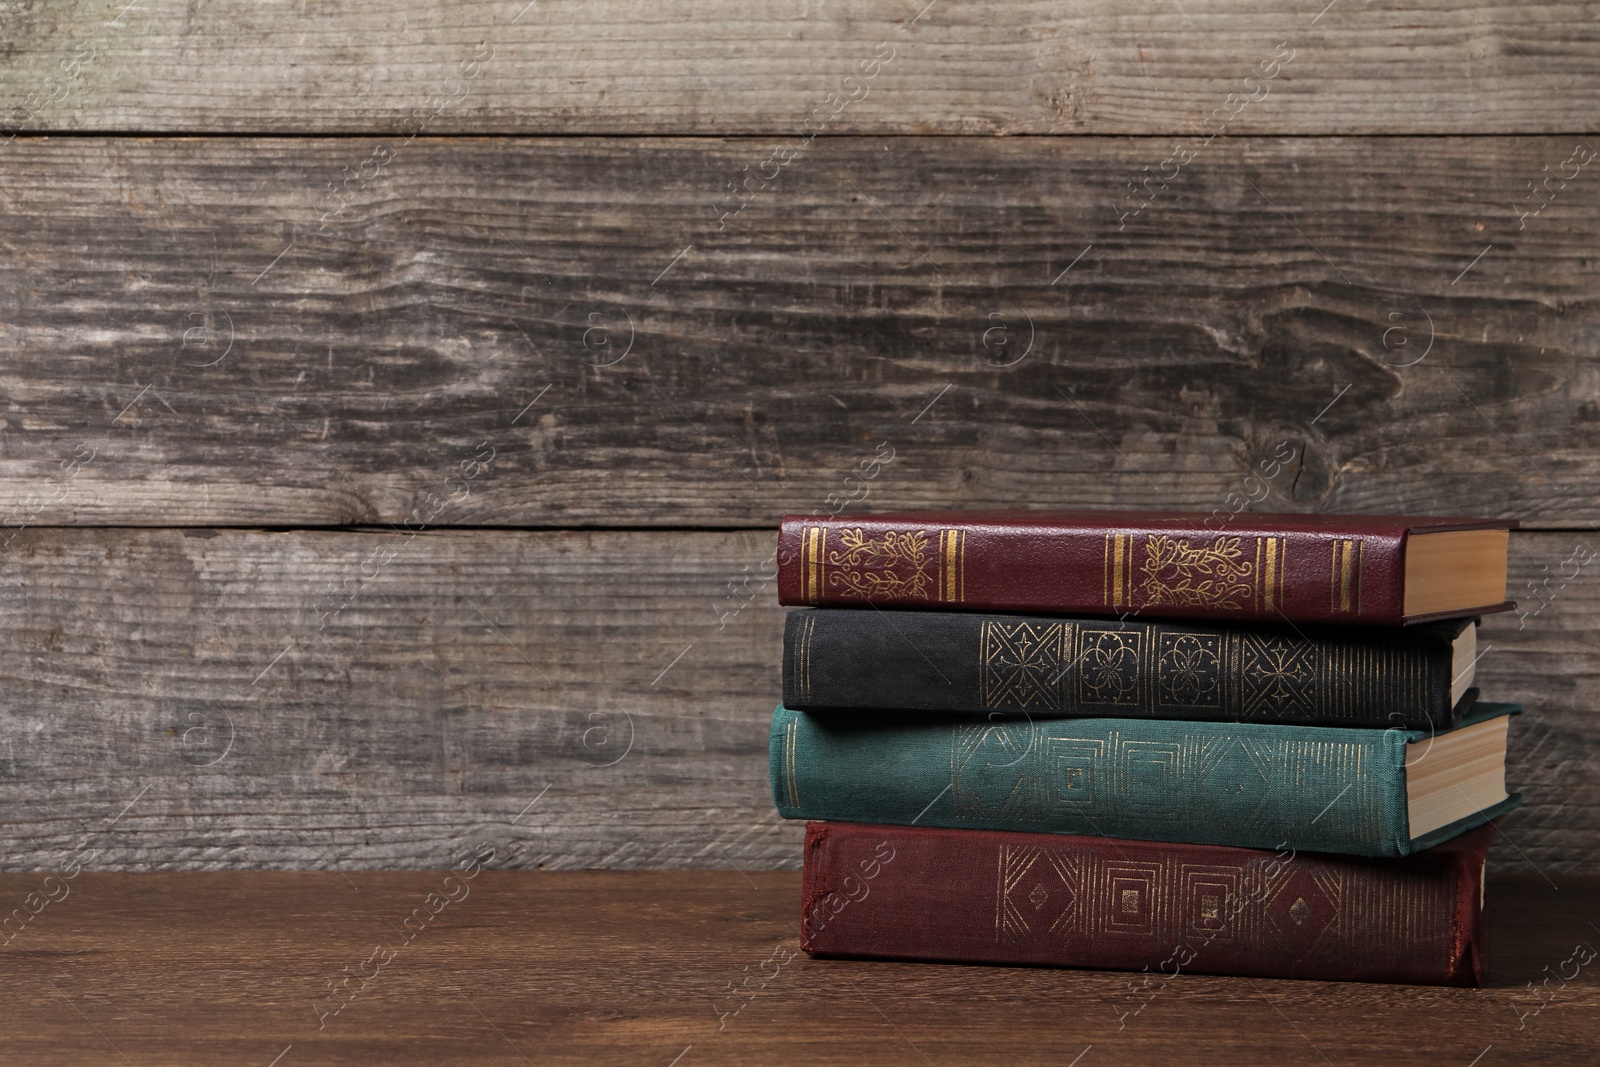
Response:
783,609,1474,730
800,820,1493,987
776,510,1514,624
768,704,1521,857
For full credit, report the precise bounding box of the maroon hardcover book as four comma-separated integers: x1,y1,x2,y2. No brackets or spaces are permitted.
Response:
801,821,1493,987
776,511,1513,624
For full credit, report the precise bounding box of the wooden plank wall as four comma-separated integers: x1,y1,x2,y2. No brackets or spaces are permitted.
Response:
2,1,1596,873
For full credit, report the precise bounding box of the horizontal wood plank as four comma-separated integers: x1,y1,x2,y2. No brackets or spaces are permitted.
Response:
3,2,1599,134
0,527,1589,871
0,870,1594,1065
1,136,1598,527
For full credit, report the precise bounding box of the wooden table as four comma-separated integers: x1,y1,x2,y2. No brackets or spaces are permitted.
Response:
3,871,1594,1065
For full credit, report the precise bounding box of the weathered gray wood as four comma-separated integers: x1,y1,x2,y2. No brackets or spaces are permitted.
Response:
1,135,1598,527
1480,530,1600,881
0,526,789,872
0,526,1589,872
3,1,1598,135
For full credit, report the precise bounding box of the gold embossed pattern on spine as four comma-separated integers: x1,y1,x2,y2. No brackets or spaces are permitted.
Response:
950,720,1383,847
996,845,1084,942
825,528,935,601
984,843,1448,966
1141,535,1256,611
970,618,1435,723
980,620,1072,710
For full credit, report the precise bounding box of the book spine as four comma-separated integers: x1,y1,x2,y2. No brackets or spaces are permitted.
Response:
800,821,1489,986
782,610,1460,730
776,517,1407,623
769,705,1412,857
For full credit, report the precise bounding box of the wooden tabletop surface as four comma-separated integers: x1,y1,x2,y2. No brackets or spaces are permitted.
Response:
0,870,1593,1066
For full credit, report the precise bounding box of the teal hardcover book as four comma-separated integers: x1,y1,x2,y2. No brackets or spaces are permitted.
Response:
769,703,1521,857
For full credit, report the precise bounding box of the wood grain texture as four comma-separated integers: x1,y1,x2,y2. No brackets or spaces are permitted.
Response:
2,135,1598,527
3,1,1599,135
0,870,1594,1066
0,526,789,873
0,526,1589,872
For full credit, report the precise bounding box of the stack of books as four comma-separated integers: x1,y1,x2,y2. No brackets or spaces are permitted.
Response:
768,511,1521,986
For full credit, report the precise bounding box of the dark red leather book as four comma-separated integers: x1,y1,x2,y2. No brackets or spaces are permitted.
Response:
801,821,1493,987
777,511,1514,624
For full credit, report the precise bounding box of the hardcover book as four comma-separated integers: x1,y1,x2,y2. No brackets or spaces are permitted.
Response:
800,820,1495,987
769,703,1521,857
776,511,1514,624
784,609,1480,730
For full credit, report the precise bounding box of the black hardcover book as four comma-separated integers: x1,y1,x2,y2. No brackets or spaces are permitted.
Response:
783,609,1478,730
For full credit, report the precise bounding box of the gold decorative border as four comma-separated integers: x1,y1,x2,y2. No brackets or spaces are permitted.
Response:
792,614,817,703
801,525,825,603
1255,536,1287,613
939,528,966,603
1103,533,1134,608
782,718,801,807
1329,538,1363,614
